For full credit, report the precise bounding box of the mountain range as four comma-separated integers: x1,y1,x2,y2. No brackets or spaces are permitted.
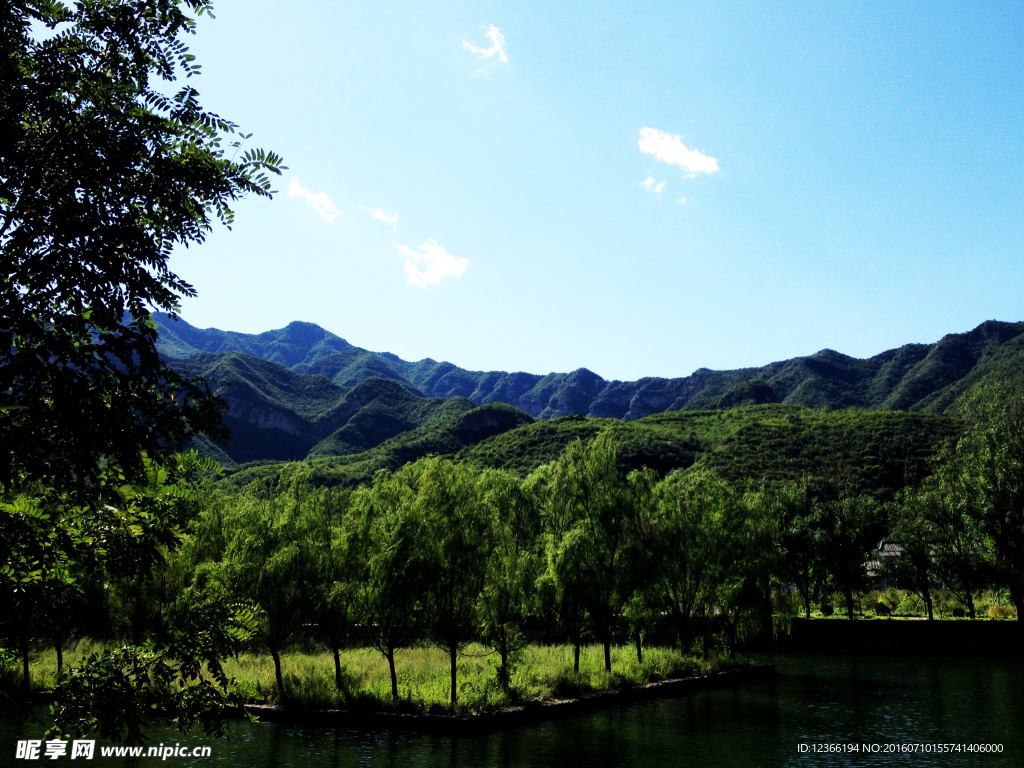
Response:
154,314,1024,468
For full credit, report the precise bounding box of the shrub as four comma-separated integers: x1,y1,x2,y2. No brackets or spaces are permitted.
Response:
988,603,1017,620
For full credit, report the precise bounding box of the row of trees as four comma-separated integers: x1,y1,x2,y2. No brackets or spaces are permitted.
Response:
2,432,927,708
888,390,1024,620
6,393,1024,714
168,435,780,706
768,387,1024,622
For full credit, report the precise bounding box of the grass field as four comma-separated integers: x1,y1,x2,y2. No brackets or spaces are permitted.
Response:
7,641,740,714
225,643,737,712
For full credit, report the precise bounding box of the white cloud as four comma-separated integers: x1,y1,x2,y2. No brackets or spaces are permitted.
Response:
463,25,508,63
641,176,666,194
638,127,719,176
678,197,687,204
288,178,341,223
395,239,468,287
361,206,399,231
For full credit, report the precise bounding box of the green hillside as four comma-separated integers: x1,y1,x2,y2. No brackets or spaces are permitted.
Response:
226,404,961,499
155,315,1021,472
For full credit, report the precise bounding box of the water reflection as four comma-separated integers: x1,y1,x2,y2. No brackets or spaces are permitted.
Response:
3,654,1021,767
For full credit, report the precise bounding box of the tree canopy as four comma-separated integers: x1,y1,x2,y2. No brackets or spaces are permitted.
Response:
1,0,282,743
1,0,284,490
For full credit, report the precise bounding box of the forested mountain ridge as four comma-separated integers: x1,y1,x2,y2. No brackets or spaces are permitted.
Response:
166,349,465,464
157,314,1024,422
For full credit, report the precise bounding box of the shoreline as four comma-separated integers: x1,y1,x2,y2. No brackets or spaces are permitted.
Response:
243,664,775,734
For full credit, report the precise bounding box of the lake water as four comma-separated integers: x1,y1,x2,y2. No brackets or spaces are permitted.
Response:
3,654,1022,767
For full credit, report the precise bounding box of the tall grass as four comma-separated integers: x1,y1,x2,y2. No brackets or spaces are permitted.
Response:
5,641,743,714
223,643,736,713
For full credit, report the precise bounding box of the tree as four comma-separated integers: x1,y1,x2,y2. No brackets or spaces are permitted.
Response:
889,493,939,619
815,496,877,620
543,435,654,672
722,488,779,654
1,0,283,489
2,0,282,742
418,459,488,707
477,469,538,692
951,386,1024,618
301,485,357,691
355,469,425,702
653,468,738,653
222,489,310,701
772,479,820,619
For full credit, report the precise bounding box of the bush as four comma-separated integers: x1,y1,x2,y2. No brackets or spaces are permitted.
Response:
0,648,19,688
988,603,1017,620
896,594,924,616
874,602,891,616
820,605,834,616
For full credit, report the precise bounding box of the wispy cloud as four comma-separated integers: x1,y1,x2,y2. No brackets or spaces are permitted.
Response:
641,176,666,194
638,127,719,177
395,239,468,287
361,206,399,231
463,25,507,76
288,178,341,223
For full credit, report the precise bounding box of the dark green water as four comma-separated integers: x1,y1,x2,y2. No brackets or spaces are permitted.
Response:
3,654,1022,767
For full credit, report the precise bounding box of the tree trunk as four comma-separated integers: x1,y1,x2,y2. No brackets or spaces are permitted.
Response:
56,643,63,678
803,589,812,620
449,645,458,706
498,637,510,692
20,635,29,694
270,647,284,702
333,647,343,690
603,638,611,672
967,591,976,620
573,642,580,673
925,592,934,621
635,633,643,664
385,648,398,700
845,585,855,620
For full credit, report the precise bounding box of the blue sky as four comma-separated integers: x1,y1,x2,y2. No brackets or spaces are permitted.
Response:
169,0,1024,381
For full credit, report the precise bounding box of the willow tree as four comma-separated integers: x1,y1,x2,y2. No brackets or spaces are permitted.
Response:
545,435,654,672
223,492,310,701
653,468,738,652
889,492,941,619
356,469,425,701
477,469,539,692
301,485,358,690
952,386,1024,618
418,459,489,706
